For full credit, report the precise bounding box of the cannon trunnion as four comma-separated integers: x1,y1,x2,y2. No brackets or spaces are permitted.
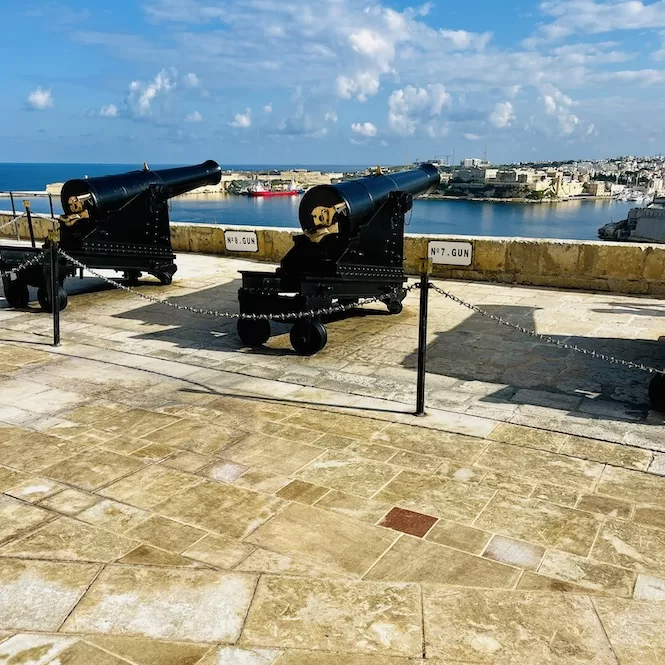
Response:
237,164,440,354
59,160,221,285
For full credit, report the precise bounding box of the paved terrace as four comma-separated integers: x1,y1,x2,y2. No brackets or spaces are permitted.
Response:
0,250,665,664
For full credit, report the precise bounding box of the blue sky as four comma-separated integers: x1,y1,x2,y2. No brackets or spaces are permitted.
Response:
3,0,665,165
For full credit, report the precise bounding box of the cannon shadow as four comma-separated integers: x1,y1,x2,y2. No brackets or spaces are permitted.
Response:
403,302,665,419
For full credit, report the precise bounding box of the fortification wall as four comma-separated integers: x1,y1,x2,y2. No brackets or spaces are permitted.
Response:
2,212,664,296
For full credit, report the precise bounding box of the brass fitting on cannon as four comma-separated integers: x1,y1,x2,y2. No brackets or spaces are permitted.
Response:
306,202,347,242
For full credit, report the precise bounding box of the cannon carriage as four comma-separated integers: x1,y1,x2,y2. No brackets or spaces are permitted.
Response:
1,160,221,311
237,163,440,354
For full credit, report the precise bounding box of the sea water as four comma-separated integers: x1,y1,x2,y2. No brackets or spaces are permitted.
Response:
0,163,634,240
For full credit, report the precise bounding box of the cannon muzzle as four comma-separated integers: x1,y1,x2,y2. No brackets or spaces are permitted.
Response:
298,163,440,241
61,160,221,217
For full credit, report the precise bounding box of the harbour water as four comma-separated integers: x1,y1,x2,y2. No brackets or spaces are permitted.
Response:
0,163,635,240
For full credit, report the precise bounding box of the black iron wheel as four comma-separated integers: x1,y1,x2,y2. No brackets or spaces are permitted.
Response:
290,320,328,355
156,272,173,286
3,278,29,308
237,318,271,347
37,285,68,313
124,270,141,286
649,373,665,413
387,299,403,314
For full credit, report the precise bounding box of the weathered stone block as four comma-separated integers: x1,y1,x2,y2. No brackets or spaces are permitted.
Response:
644,247,665,282
581,244,646,280
506,241,541,275
474,239,508,272
539,241,580,276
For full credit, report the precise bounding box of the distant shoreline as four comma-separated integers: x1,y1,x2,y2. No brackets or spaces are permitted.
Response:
423,194,618,204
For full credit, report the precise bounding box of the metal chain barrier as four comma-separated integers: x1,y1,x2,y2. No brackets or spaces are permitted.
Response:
0,212,25,232
0,249,48,279
57,248,417,321
428,282,665,376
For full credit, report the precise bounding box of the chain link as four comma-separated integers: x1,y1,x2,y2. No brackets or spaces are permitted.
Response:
0,212,26,232
0,249,49,279
57,248,415,321
428,282,665,376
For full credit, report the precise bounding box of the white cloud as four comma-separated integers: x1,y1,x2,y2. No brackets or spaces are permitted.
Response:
336,72,380,102
324,111,338,123
185,72,201,87
528,0,665,43
263,104,273,114
388,83,451,136
99,104,118,117
185,110,203,122
230,108,252,128
540,85,582,135
440,29,491,51
489,101,515,128
464,133,481,140
351,121,377,137
27,87,53,110
127,68,175,115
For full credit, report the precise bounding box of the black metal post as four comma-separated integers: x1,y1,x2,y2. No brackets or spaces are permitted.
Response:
48,194,56,229
10,193,18,241
50,241,60,347
415,258,432,417
24,201,36,248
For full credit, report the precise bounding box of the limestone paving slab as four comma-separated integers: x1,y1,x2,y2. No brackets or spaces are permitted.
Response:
591,517,665,577
596,465,665,504
246,503,397,578
241,575,422,657
155,479,284,539
372,423,489,463
235,548,347,579
77,498,151,533
42,448,146,491
374,470,495,525
126,516,207,553
99,465,200,510
38,488,101,515
84,635,211,665
295,451,399,498
62,565,257,642
0,558,99,631
313,490,391,524
182,533,254,569
0,516,139,563
0,635,134,665
594,597,665,665
539,549,635,596
424,589,616,664
425,519,492,555
365,535,520,588
222,434,326,476
474,493,601,556
0,495,53,545
475,442,604,490
140,418,247,455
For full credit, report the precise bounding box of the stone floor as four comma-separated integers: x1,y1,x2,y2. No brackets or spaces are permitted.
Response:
0,249,665,664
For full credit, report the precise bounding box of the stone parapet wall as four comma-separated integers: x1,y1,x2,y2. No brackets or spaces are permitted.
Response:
2,212,664,295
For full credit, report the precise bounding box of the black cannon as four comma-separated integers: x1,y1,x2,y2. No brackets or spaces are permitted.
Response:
1,160,221,311
237,163,440,354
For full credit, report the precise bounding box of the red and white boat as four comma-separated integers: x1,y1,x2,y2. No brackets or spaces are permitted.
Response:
247,181,302,197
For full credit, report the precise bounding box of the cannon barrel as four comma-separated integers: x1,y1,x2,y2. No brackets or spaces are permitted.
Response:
60,160,221,216
298,163,440,238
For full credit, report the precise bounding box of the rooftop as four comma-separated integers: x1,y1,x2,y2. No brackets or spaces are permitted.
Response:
1,250,665,664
